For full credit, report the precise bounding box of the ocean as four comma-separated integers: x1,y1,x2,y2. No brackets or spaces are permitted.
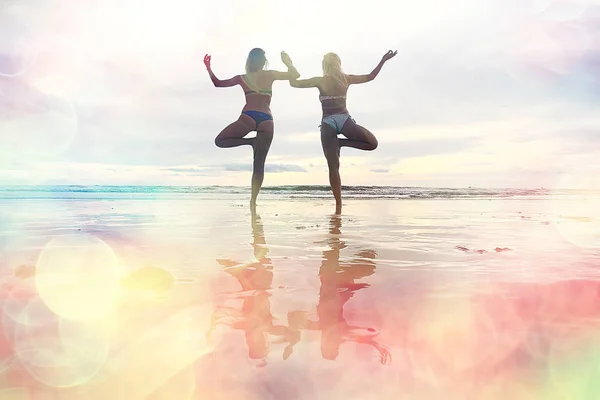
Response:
0,184,578,200
1,185,599,398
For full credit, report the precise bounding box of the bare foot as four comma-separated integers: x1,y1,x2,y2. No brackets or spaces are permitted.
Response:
335,203,342,214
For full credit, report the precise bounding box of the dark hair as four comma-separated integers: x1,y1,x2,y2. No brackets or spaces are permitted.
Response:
245,48,268,73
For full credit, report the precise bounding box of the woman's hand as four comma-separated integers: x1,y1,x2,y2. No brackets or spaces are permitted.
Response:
381,50,398,62
204,54,212,69
281,51,293,67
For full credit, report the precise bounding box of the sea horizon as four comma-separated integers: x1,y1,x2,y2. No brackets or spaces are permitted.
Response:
0,184,596,200
0,184,574,202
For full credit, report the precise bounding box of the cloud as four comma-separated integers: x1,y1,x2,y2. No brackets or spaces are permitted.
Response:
223,163,307,173
2,0,599,187
160,166,212,176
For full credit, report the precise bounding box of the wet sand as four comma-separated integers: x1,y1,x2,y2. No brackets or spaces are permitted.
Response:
1,195,600,399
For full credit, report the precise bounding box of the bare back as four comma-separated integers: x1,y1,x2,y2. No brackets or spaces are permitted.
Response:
317,75,350,117
240,70,276,115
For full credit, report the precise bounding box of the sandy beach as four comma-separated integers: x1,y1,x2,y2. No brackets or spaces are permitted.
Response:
1,186,600,399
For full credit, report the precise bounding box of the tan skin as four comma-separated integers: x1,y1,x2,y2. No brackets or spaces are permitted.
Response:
207,214,390,364
204,52,300,211
207,212,300,364
286,216,392,364
290,50,398,214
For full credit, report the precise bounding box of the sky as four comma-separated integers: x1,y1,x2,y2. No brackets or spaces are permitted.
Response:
0,0,599,188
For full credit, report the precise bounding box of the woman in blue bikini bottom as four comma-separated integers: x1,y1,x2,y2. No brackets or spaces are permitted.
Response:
204,48,300,210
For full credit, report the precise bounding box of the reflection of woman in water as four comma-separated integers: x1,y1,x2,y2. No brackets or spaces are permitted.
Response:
288,216,391,364
204,49,300,211
207,213,299,365
289,51,397,214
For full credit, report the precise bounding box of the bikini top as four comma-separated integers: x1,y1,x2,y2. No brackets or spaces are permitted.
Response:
319,95,346,102
245,90,272,97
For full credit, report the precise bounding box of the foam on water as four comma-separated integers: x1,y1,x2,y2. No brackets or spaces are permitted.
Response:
0,185,577,201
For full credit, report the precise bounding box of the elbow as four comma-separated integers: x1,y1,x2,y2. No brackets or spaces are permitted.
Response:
291,72,300,80
367,73,376,82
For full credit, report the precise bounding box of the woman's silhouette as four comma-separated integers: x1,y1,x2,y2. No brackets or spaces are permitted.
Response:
204,49,300,211
207,213,299,365
287,216,391,364
289,51,397,214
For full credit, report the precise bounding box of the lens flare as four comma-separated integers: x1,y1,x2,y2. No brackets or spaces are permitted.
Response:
146,366,196,400
0,387,29,400
13,297,111,388
0,86,78,167
546,332,600,398
35,234,122,321
13,95,77,158
1,277,46,347
0,234,47,277
407,296,500,379
0,10,38,78
90,304,213,400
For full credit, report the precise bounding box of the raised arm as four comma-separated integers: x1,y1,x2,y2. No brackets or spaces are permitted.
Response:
204,54,241,88
269,51,301,80
347,50,397,85
289,77,322,89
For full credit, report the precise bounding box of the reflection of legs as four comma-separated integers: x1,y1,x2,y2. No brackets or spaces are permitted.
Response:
321,125,342,214
250,121,274,210
339,118,378,151
251,212,270,263
354,336,392,365
214,114,255,148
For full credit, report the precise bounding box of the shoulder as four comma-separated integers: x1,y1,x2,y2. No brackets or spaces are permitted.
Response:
264,70,280,77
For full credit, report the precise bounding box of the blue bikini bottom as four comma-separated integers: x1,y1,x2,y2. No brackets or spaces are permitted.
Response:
242,110,273,130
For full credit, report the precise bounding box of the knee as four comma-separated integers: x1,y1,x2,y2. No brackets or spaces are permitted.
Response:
368,137,378,151
214,136,224,148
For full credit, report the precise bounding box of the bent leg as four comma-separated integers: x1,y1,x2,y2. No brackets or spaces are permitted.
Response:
215,114,256,148
321,125,342,214
339,119,378,151
250,120,274,211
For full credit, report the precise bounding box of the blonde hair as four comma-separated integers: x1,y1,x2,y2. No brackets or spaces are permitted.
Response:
322,52,347,88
